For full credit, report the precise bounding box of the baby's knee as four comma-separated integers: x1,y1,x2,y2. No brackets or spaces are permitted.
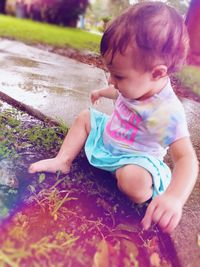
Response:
77,109,91,132
78,109,90,120
116,166,152,203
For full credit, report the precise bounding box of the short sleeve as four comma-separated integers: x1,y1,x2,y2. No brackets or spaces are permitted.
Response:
146,101,189,147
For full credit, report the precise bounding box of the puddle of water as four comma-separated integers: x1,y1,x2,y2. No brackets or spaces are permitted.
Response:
0,159,21,221
0,159,19,188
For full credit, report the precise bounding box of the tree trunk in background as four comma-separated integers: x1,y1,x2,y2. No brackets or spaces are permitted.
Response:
186,0,200,65
0,0,6,13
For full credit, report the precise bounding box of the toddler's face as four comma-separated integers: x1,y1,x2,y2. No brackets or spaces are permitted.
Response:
104,48,154,100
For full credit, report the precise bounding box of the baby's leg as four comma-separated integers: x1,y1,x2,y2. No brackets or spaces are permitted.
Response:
29,109,91,174
115,165,153,203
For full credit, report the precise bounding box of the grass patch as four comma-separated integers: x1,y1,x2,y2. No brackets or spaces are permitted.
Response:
0,108,21,160
0,15,101,53
176,65,200,95
0,106,67,160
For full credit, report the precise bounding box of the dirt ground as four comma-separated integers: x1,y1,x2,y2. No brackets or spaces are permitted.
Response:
0,104,178,267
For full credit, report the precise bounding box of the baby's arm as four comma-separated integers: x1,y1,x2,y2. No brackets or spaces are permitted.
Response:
142,137,199,233
90,85,118,104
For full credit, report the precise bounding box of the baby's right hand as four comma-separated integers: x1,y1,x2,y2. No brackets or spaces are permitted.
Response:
90,90,101,105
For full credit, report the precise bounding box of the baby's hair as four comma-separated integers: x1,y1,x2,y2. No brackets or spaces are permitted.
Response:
100,1,189,74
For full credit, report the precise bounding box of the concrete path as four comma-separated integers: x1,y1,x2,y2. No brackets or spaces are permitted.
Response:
0,39,199,267
0,39,113,126
170,99,200,267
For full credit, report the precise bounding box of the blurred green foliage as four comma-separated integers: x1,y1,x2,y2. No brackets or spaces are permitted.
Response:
0,14,101,52
176,65,200,95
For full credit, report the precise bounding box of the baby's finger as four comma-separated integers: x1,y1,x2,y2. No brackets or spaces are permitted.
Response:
90,95,96,105
151,207,164,224
142,201,157,230
164,214,180,233
158,211,172,230
93,99,98,105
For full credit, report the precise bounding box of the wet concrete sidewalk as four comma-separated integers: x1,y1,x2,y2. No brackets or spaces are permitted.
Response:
0,39,113,126
0,39,199,267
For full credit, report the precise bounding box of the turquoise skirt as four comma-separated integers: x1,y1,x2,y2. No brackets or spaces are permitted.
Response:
84,108,171,197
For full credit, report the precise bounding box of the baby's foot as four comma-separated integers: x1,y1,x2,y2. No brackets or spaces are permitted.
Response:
28,158,71,174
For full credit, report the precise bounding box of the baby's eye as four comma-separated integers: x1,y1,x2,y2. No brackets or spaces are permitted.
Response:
114,75,124,80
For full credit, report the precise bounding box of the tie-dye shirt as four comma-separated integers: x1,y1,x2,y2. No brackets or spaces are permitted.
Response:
103,80,189,160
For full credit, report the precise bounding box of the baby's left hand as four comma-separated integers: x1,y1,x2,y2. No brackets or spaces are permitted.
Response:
141,193,183,233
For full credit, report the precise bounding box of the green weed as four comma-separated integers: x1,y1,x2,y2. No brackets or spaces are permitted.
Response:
0,230,79,267
25,125,64,150
0,109,21,159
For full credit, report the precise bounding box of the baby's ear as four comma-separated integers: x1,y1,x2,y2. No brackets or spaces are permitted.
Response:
151,65,168,80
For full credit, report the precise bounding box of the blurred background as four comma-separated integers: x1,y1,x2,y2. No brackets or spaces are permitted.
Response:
0,0,191,31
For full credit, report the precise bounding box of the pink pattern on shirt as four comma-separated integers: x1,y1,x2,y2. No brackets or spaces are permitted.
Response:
105,99,142,145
